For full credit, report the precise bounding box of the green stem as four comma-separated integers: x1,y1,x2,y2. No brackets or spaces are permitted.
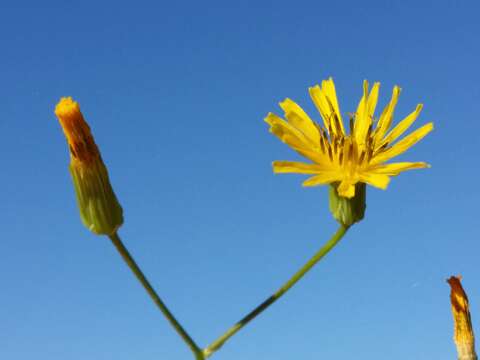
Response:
109,232,203,359
202,224,349,358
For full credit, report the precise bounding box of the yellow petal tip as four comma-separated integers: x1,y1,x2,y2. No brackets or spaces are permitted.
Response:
264,112,276,124
55,97,81,119
423,122,435,134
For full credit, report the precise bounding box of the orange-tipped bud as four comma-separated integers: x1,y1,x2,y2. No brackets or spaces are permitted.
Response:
55,97,123,235
447,276,477,360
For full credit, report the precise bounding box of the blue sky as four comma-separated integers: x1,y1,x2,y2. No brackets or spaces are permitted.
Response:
1,1,479,359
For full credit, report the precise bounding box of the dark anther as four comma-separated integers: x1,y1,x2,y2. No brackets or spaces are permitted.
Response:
319,137,326,153
358,151,365,164
328,146,333,162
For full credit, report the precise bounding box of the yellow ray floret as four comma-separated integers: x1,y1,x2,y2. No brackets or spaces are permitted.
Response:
265,78,433,198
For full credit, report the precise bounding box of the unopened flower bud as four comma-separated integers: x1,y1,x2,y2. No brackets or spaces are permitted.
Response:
447,276,477,360
55,97,123,235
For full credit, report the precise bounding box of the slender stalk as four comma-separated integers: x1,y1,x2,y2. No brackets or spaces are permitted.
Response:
203,224,349,358
108,232,203,359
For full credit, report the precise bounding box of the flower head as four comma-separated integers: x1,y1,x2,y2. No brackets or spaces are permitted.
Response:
265,78,433,198
55,97,123,235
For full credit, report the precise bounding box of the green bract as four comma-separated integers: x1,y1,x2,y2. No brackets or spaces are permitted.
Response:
70,158,123,235
329,183,366,227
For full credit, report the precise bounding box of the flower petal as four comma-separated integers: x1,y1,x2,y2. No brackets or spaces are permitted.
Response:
358,173,390,190
373,85,401,147
355,81,380,149
380,104,423,146
265,113,330,164
369,161,430,175
279,98,320,145
309,78,345,137
309,85,330,132
354,80,369,145
322,78,345,135
337,180,356,198
302,172,341,187
367,82,380,120
265,112,309,147
273,161,330,174
371,122,434,165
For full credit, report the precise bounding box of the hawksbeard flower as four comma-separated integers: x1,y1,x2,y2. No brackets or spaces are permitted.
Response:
55,97,123,235
265,78,433,199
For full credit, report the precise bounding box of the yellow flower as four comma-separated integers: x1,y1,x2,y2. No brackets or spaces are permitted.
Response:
265,78,433,198
55,97,123,235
